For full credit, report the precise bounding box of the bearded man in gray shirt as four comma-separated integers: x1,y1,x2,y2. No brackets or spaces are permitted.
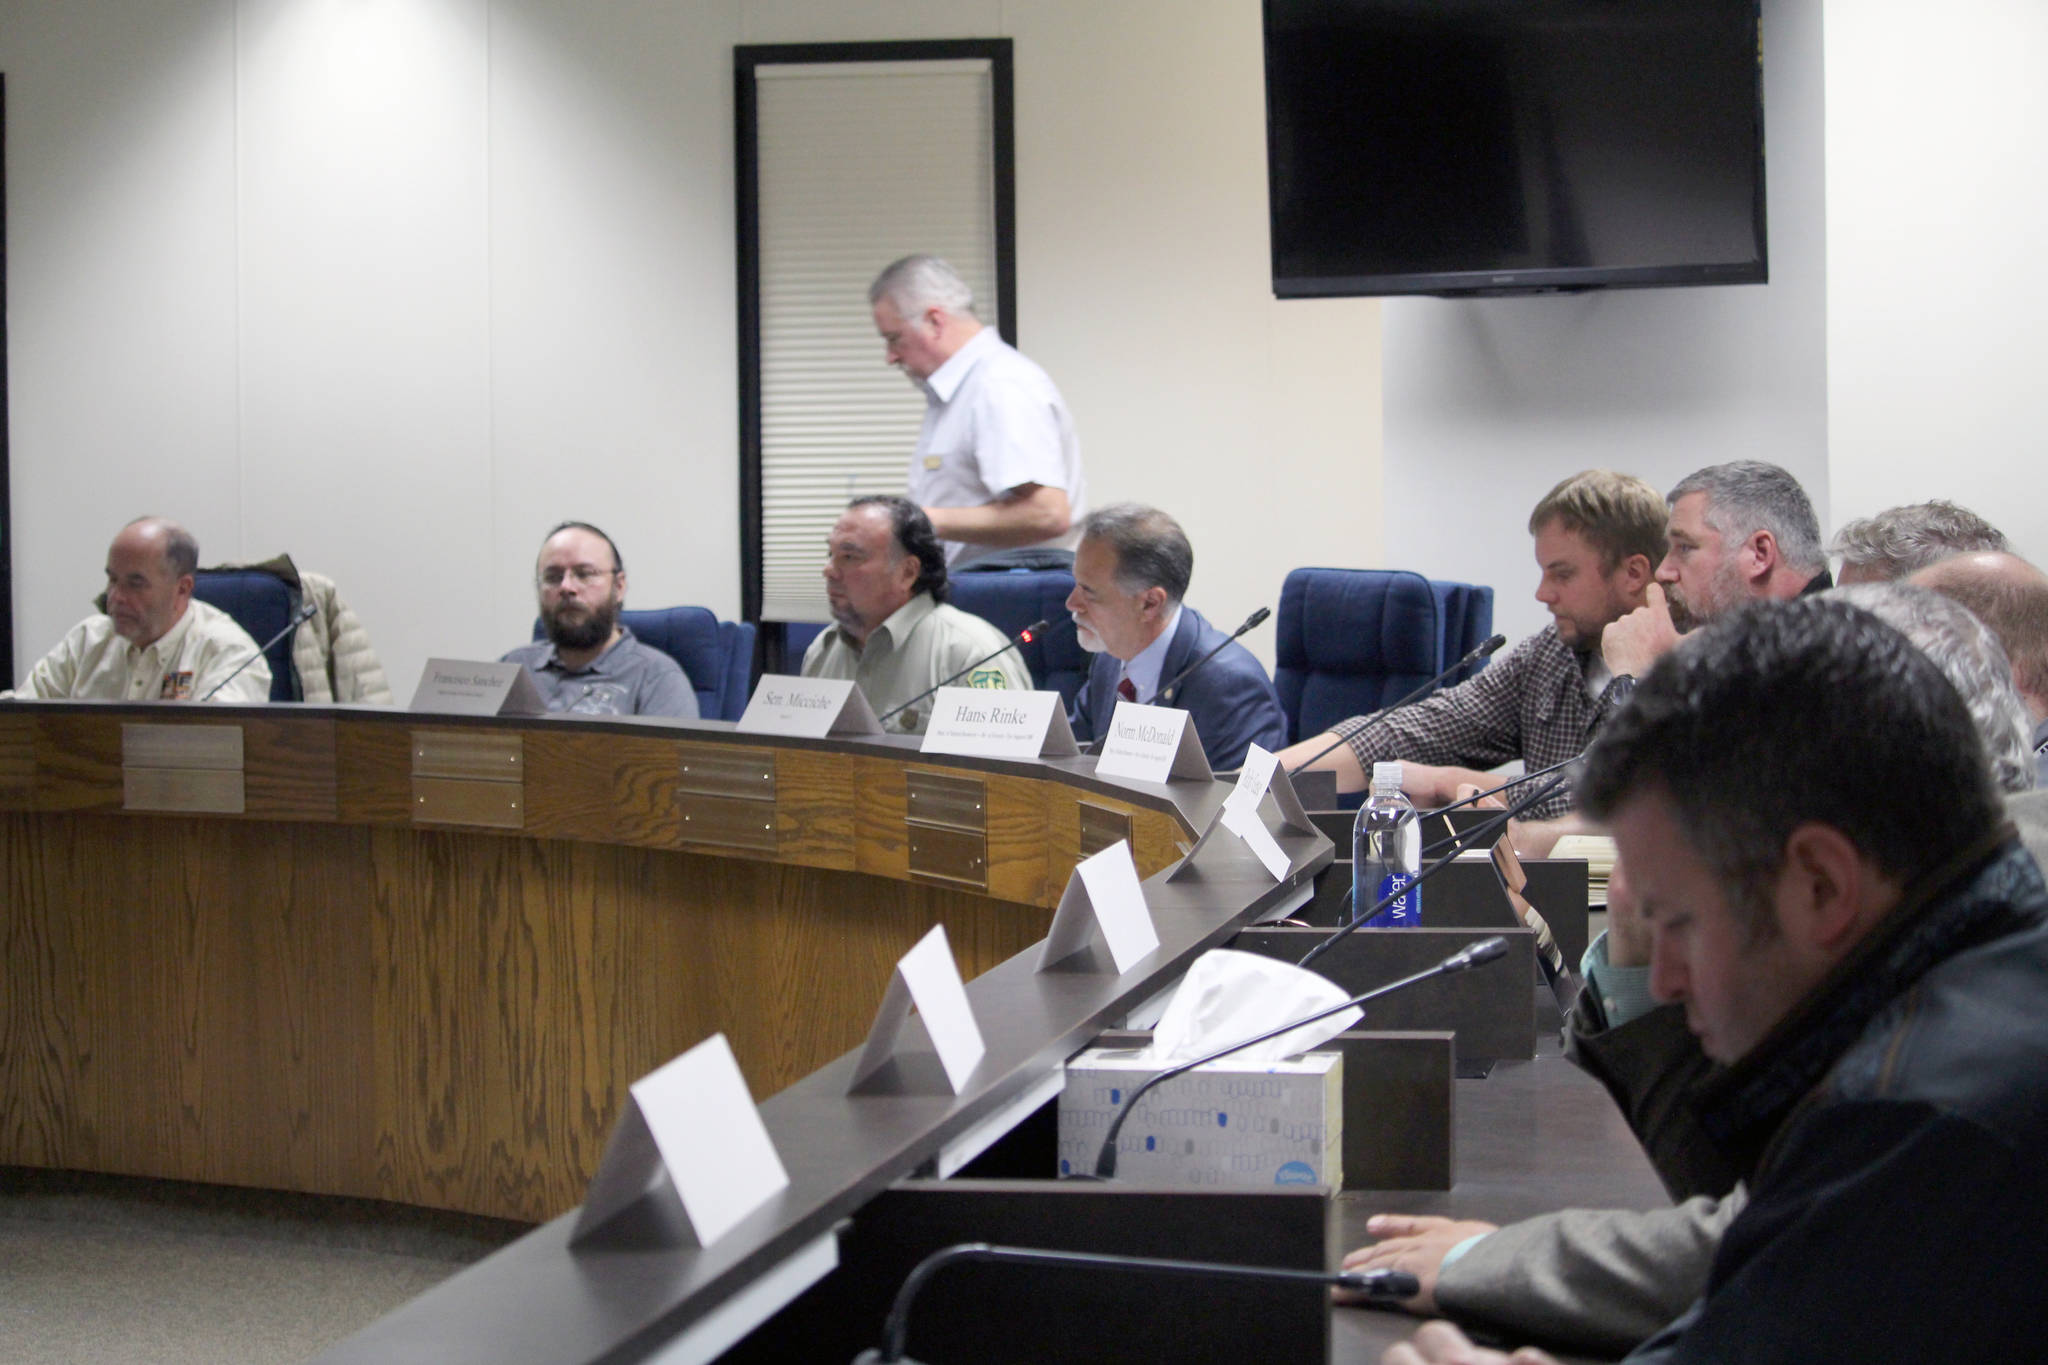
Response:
501,521,697,719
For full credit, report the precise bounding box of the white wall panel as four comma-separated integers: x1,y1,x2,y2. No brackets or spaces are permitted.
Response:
1380,0,1828,645
2,2,241,664
233,0,493,690
488,0,740,651
1824,0,2048,568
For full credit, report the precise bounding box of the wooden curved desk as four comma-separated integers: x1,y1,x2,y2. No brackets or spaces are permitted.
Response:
0,701,1209,1224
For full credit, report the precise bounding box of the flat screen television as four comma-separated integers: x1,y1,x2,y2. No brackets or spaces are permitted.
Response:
1264,0,1766,298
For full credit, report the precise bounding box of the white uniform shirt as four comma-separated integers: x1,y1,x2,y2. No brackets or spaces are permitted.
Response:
910,328,1086,567
5,599,273,703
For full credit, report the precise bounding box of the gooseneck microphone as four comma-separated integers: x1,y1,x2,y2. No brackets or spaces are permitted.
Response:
851,1242,1420,1364
199,602,317,701
1283,633,1508,776
1417,755,1585,857
1085,936,1509,1180
1298,767,1574,970
1156,605,1271,706
875,617,1061,726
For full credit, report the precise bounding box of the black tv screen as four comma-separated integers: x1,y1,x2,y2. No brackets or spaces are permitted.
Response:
1264,0,1766,297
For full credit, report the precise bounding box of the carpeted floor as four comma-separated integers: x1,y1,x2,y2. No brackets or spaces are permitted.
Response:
0,1169,529,1365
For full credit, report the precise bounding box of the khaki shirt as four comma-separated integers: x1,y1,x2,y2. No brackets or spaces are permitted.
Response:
5,599,273,703
802,592,1032,734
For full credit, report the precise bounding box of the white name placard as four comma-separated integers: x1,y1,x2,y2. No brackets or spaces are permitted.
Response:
735,675,882,738
848,924,987,1094
1093,700,1214,784
410,658,548,717
919,688,1079,760
572,1032,789,1250
1222,797,1292,879
1037,839,1160,973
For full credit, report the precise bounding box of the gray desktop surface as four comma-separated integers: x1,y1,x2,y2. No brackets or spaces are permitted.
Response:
312,761,1331,1365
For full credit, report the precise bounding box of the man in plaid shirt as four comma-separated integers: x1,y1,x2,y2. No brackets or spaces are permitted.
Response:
1278,470,1668,821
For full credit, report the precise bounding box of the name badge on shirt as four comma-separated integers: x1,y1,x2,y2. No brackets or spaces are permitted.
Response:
160,671,195,701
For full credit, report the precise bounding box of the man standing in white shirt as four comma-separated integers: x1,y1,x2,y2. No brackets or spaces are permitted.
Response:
869,254,1086,569
5,517,271,703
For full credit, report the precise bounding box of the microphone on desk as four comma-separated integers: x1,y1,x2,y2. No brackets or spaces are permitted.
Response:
1417,755,1584,857
1297,767,1574,971
1156,605,1271,707
199,602,317,701
875,617,1062,726
1283,634,1508,777
851,1241,1421,1363
1080,937,1509,1181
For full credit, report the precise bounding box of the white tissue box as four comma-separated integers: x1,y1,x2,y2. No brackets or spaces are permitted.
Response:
1056,1048,1343,1190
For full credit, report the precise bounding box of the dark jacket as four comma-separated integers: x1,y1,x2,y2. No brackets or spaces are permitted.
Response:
1627,834,2048,1363
1070,605,1288,772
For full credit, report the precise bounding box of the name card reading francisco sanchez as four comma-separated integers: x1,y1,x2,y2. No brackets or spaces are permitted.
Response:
920,687,1079,760
410,658,548,717
735,675,882,738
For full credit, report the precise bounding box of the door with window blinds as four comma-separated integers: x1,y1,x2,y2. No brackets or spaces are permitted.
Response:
752,58,1001,624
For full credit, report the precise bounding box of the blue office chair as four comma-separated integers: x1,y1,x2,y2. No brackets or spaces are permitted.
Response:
1273,567,1496,747
531,606,755,721
193,568,304,701
947,567,1089,711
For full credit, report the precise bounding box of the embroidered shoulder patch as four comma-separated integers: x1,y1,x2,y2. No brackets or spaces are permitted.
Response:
966,669,1006,689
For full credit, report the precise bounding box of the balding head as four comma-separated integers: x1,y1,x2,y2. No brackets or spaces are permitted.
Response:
105,517,199,647
1913,552,2048,721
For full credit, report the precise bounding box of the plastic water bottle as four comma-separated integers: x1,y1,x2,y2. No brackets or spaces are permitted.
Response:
1353,762,1422,927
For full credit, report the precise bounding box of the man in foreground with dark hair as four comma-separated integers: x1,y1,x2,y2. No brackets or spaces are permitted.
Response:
803,495,1031,734
1065,503,1286,771
501,521,696,718
5,516,270,702
1377,596,2048,1364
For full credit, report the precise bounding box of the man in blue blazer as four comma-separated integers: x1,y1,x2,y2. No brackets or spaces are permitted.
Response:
1065,503,1287,771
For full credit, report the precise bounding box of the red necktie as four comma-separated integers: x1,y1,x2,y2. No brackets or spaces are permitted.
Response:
1117,677,1137,703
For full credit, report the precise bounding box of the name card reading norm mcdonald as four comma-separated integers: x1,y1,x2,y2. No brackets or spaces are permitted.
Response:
920,687,1079,760
735,675,883,738
410,658,548,717
1037,839,1160,973
848,923,987,1095
571,1032,789,1250
1093,699,1214,784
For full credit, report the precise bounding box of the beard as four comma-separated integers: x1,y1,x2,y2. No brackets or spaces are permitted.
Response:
1074,617,1106,653
1667,558,1745,634
544,593,620,651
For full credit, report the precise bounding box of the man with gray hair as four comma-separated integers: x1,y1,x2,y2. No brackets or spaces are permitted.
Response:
1602,461,1832,682
1830,498,2007,584
869,254,1086,569
5,516,271,703
1064,504,1285,771
1914,550,2048,788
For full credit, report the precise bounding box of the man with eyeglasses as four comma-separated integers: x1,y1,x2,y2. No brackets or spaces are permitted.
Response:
499,521,697,718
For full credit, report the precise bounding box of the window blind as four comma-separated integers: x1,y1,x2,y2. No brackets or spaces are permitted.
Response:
754,59,1000,623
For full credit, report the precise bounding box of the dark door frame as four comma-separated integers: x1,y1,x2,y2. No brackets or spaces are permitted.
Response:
733,39,1016,671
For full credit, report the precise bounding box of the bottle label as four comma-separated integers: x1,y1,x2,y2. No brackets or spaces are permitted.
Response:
1368,871,1419,928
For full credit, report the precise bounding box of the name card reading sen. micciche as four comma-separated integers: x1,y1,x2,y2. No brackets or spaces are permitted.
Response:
1093,699,1214,784
919,687,1079,760
735,675,883,738
410,658,548,717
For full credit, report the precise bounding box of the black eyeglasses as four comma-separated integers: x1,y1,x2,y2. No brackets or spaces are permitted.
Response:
538,566,619,589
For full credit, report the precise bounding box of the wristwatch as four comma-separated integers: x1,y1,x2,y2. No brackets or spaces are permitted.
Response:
1607,673,1637,705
